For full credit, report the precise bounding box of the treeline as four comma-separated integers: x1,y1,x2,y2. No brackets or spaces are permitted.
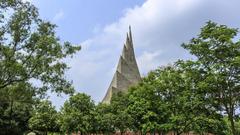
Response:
1,0,240,135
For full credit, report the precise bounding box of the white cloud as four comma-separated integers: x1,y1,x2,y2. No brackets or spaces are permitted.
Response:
53,10,64,22
137,51,162,75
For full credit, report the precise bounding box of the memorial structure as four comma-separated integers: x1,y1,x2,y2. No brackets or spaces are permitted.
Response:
102,26,141,103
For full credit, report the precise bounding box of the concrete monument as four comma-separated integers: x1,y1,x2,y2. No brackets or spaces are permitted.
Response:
102,26,141,103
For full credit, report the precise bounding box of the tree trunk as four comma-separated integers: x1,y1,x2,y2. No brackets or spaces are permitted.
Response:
9,99,13,131
227,107,236,135
229,115,236,135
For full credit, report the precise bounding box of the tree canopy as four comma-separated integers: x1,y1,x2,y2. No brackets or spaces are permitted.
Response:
182,21,240,135
0,0,80,95
0,0,80,134
59,93,95,134
28,100,59,134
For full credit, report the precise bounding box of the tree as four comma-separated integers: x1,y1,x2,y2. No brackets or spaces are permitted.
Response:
28,100,59,135
110,92,133,134
0,0,80,134
0,83,36,135
0,0,80,94
127,65,226,135
153,66,221,134
127,78,166,134
59,93,95,134
94,103,115,134
182,21,240,135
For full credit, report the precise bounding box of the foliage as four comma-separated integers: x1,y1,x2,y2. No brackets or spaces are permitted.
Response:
94,103,115,134
59,93,95,134
182,21,240,135
0,0,80,94
110,92,133,134
28,100,60,134
127,76,167,134
126,66,226,134
0,83,35,135
0,0,80,134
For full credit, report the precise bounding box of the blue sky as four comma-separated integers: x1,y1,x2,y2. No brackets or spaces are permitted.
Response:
26,0,240,108
33,0,145,42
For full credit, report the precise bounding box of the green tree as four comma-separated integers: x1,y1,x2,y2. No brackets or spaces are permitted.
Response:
0,0,80,93
0,83,35,135
0,0,80,134
59,93,95,135
182,21,240,135
28,100,59,135
127,73,168,134
110,92,133,134
94,103,115,134
127,65,226,134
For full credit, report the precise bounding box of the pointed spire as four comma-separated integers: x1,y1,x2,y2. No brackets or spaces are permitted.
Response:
129,25,132,43
102,26,141,104
125,26,133,50
126,33,130,44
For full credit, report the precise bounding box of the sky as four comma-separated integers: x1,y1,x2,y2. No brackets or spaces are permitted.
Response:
26,0,240,108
